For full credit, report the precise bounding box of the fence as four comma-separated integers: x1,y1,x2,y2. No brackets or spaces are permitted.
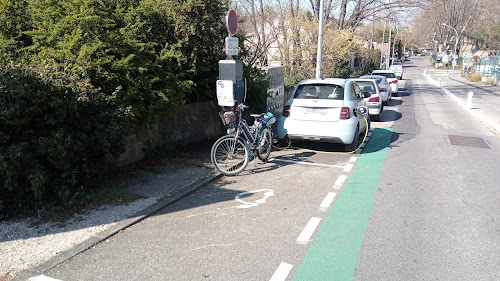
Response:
473,56,500,79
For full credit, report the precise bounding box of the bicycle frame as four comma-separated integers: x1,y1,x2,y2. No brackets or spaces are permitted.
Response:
224,112,265,160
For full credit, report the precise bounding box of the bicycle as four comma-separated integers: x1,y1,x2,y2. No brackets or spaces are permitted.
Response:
211,103,276,176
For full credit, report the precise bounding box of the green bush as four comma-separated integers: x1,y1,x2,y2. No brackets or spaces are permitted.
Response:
2,0,228,123
0,65,131,218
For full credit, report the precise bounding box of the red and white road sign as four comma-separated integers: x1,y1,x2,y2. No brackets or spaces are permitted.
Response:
226,9,237,36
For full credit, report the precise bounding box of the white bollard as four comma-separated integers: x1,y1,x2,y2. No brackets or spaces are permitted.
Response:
439,78,442,87
466,92,473,110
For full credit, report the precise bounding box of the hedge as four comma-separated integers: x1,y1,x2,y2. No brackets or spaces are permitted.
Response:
0,66,130,218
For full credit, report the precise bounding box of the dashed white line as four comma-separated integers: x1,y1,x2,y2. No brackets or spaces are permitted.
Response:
343,163,354,172
333,175,347,189
296,217,322,245
349,156,358,163
319,192,337,212
269,262,293,281
269,158,345,169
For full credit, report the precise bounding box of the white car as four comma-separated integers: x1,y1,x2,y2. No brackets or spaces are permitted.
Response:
276,78,370,152
389,64,403,79
359,75,392,105
349,78,383,121
372,70,399,95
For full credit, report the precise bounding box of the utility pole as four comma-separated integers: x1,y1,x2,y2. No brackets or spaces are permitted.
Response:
392,22,397,59
387,21,392,69
380,20,386,69
370,1,375,50
315,0,325,78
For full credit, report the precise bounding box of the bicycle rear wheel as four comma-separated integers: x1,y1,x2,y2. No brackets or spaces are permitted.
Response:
257,127,272,161
211,135,249,176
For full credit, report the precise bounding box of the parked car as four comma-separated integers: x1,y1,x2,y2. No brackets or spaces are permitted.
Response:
349,78,383,121
276,78,370,152
389,64,403,79
371,70,399,95
359,74,392,105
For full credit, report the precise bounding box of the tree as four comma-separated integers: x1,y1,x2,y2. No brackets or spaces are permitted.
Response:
412,0,482,55
1,0,230,122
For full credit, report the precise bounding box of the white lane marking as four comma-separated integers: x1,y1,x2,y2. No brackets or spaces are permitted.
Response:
269,262,293,281
269,158,345,169
349,156,357,163
344,163,354,172
235,189,274,208
333,175,347,189
319,192,337,212
296,217,322,245
361,143,366,148
356,149,363,154
368,132,373,137
29,275,63,281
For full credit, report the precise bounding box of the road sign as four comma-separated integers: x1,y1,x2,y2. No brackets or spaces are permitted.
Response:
226,9,237,36
225,36,238,56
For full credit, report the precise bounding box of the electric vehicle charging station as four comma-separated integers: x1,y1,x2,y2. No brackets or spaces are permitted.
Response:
216,9,246,107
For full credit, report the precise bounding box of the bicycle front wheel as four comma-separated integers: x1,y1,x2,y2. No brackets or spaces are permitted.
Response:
211,135,249,176
257,127,272,161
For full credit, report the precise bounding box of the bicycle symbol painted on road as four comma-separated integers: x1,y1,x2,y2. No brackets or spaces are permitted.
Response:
235,189,274,208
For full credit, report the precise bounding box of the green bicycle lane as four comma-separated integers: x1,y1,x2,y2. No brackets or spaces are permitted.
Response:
292,128,393,281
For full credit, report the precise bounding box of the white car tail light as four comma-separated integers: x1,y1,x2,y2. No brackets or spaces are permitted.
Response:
340,107,350,119
283,105,291,117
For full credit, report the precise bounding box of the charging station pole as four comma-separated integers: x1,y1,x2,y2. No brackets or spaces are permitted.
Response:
216,9,246,107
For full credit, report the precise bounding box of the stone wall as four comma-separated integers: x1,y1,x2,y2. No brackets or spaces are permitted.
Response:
114,101,221,166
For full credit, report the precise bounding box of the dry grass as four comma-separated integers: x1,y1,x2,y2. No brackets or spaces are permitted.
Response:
466,72,482,82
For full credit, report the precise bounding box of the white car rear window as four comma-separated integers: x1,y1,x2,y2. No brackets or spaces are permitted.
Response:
294,84,345,100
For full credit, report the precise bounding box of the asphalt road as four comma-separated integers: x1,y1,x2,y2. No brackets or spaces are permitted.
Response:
39,57,500,281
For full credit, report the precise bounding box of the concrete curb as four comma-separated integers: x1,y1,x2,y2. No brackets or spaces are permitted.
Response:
449,77,500,97
13,172,222,281
423,73,500,136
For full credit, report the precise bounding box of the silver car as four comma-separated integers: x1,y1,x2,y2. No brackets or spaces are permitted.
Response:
276,78,370,152
359,75,392,105
372,70,399,95
349,78,383,121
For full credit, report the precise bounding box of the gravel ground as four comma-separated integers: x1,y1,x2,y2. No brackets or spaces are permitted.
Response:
0,197,158,280
0,142,215,281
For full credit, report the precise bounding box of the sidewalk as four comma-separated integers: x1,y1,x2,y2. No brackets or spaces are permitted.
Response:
1,141,220,281
424,70,500,135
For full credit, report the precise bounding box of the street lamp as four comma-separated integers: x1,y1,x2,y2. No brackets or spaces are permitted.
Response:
441,23,459,57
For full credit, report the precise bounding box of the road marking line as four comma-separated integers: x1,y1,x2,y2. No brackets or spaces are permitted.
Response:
235,189,274,209
349,156,357,163
270,158,345,169
29,275,62,281
343,163,354,172
367,132,373,137
319,192,337,212
333,175,347,189
269,262,293,281
296,217,322,245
